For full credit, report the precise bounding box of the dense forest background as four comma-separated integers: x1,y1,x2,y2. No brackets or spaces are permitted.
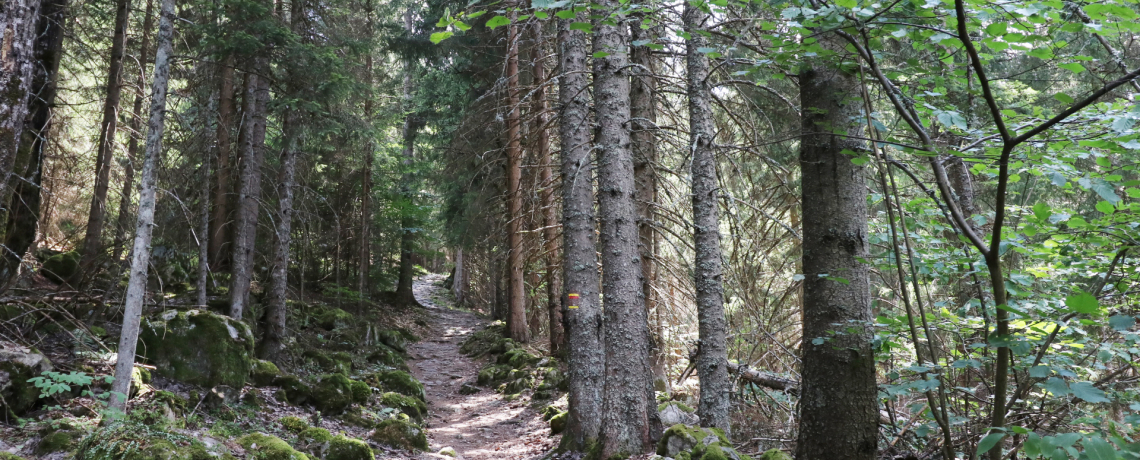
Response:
0,0,1138,458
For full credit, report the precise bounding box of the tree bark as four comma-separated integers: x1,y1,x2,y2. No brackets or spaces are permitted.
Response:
227,64,269,320
261,112,298,360
112,0,154,264
533,23,564,356
684,2,731,435
0,0,45,222
594,4,657,456
393,8,420,307
110,0,174,410
631,12,667,396
505,17,527,343
196,155,210,306
794,33,878,460
208,53,236,270
0,0,67,289
557,13,604,452
452,248,466,307
82,0,133,272
357,1,373,305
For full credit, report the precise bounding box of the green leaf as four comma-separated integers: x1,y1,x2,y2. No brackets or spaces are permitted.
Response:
1096,201,1115,214
592,51,610,58
1091,178,1121,204
835,0,856,7
1045,377,1070,396
569,22,592,32
851,156,870,166
1065,292,1099,314
1108,314,1136,331
1033,202,1051,220
1059,63,1087,73
485,15,510,29
535,11,549,19
697,47,718,54
1054,93,1074,104
1070,382,1109,403
430,31,454,44
977,432,1006,456
986,23,1007,36
1029,365,1050,378
555,10,576,19
1083,437,1117,460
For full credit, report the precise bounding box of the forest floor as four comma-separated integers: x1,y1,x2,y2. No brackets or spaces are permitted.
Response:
405,274,561,460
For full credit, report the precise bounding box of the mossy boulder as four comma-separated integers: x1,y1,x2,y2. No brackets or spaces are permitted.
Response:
250,359,280,387
476,364,512,386
0,453,26,460
369,418,428,451
40,250,78,283
316,308,353,330
350,379,371,403
139,310,254,388
377,329,407,352
311,374,356,414
656,424,751,460
549,411,567,434
659,401,700,426
326,436,373,460
363,370,425,401
279,416,308,433
497,348,539,369
365,344,407,370
499,375,534,395
236,433,309,460
295,427,333,458
36,429,80,454
458,321,507,356
303,349,353,375
0,342,52,418
272,375,311,405
757,449,792,460
380,392,427,421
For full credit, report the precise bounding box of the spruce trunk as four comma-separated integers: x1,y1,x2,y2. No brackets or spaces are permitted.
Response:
505,18,527,342
112,0,154,264
228,65,269,320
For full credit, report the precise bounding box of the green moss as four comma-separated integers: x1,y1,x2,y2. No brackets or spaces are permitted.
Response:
549,411,567,434
541,405,562,421
656,424,745,460
317,308,353,330
349,379,371,403
0,344,52,418
41,250,78,283
36,430,80,454
476,364,512,386
236,433,309,460
380,392,427,421
658,401,695,413
298,427,334,444
326,436,373,460
499,375,534,395
458,321,507,356
139,310,254,388
311,374,355,414
363,370,425,401
273,375,311,405
369,419,428,451
757,449,791,460
365,344,406,369
302,349,352,375
250,359,280,387
0,453,26,460
279,416,308,433
497,348,538,369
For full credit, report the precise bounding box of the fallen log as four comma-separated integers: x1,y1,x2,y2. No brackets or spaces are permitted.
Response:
727,362,799,395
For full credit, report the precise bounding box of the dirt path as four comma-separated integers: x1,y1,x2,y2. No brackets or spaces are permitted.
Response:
404,275,558,460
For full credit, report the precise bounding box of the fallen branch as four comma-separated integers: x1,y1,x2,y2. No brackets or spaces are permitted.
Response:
727,362,799,395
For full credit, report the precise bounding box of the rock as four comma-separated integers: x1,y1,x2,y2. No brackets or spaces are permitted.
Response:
458,383,480,395
0,342,52,418
250,359,280,387
438,447,458,457
363,370,425,402
656,424,750,460
317,308,353,330
135,390,186,425
476,364,511,386
303,349,353,375
36,429,79,454
311,374,356,414
497,348,538,369
458,321,507,356
369,418,428,451
279,415,309,433
366,344,406,370
377,329,407,352
273,375,311,405
139,309,254,388
380,392,427,422
296,427,334,458
40,250,78,283
327,435,373,460
659,402,700,426
549,411,567,434
236,432,308,460
202,385,239,410
757,449,792,460
350,379,371,404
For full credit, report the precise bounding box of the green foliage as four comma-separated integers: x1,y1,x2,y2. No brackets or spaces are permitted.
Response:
278,416,308,434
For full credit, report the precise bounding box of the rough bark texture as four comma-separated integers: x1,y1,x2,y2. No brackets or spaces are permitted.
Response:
261,113,298,361
392,7,419,307
82,0,133,271
110,0,174,409
505,18,527,343
0,0,67,289
630,15,667,395
112,0,154,264
684,2,731,435
795,33,878,460
0,0,43,213
557,15,604,453
594,5,657,457
357,3,373,305
208,53,236,270
227,65,269,320
196,157,209,307
534,24,564,356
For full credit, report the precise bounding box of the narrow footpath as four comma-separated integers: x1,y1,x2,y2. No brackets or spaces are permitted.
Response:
405,275,558,460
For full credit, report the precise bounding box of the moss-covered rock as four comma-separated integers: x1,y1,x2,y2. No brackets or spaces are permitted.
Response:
377,329,407,352
296,426,334,457
0,342,52,418
549,411,567,434
303,349,353,375
36,429,80,454
499,375,534,395
250,359,280,387
40,250,78,283
139,310,254,388
656,424,750,460
369,418,428,451
279,416,308,433
458,321,507,356
659,401,700,426
326,436,373,460
363,370,425,402
316,308,353,330
0,453,27,460
365,344,406,370
349,379,371,404
476,364,512,386
380,392,426,422
311,374,355,414
236,433,309,460
272,375,311,406
497,348,538,369
757,449,791,460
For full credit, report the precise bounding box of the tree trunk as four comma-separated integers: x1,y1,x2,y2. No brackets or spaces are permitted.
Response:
393,8,419,307
208,53,236,270
452,248,466,306
594,4,657,456
0,0,67,290
683,2,731,435
794,33,878,460
505,17,527,342
261,112,298,361
357,2,373,305
630,13,667,396
0,0,44,214
228,65,269,320
533,23,564,356
197,154,209,307
82,0,133,273
110,0,174,410
112,0,154,264
557,13,605,452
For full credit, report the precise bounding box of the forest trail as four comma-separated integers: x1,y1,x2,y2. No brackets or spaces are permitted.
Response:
405,275,558,460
